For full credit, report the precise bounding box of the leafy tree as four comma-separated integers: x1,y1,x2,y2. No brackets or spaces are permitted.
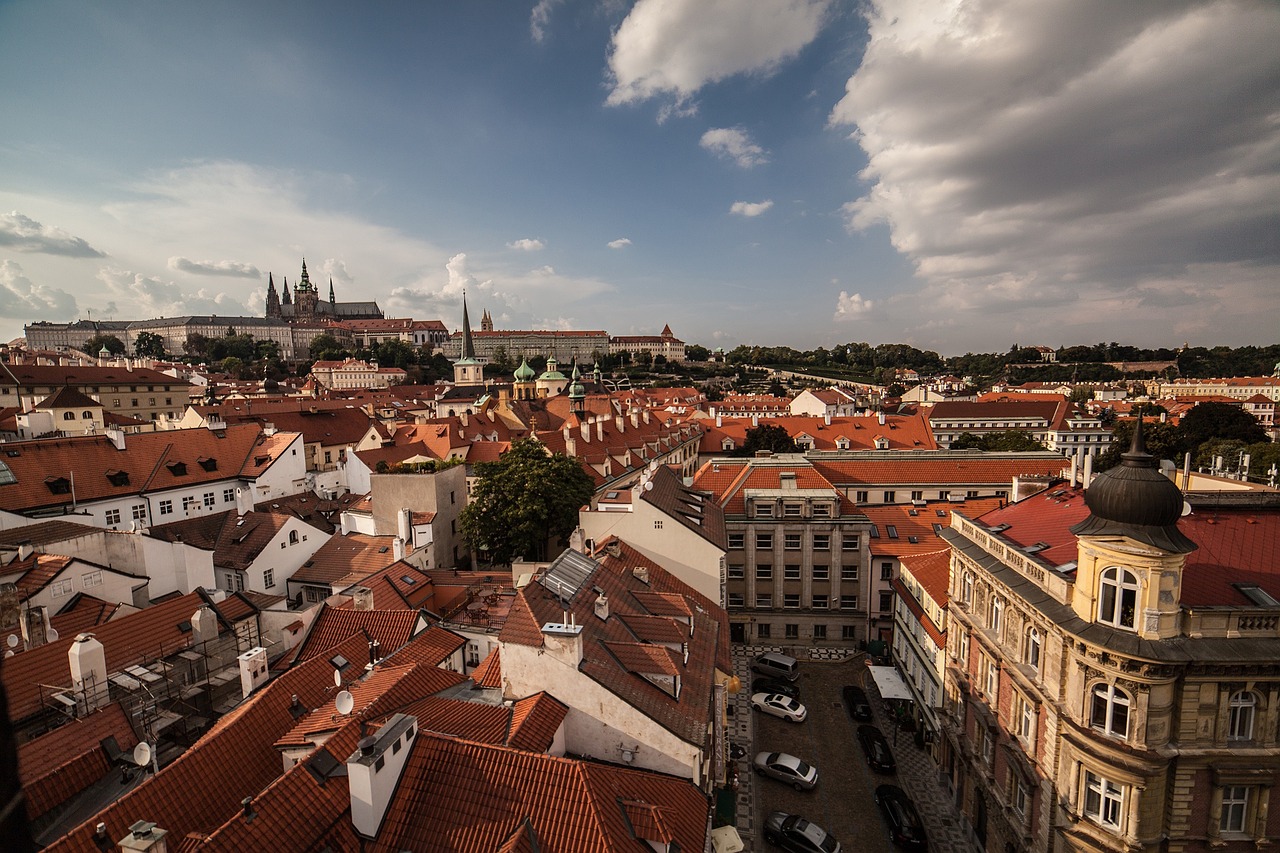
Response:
1068,386,1095,403
254,339,281,362
460,439,596,564
81,333,125,356
374,339,418,370
488,345,512,372
220,357,245,378
685,344,710,362
737,423,799,457
209,333,257,363
133,331,166,358
950,430,1047,452
1179,402,1267,449
308,333,345,361
183,332,212,358
1194,438,1249,471
1096,420,1186,471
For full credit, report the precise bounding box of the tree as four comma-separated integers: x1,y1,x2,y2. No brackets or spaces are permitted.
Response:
460,439,596,564
1096,420,1185,471
133,331,165,358
737,423,799,456
309,334,345,361
1179,402,1267,449
685,344,710,362
183,332,212,358
81,333,124,356
950,430,1047,452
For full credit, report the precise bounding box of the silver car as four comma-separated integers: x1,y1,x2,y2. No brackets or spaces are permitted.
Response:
751,692,808,722
753,751,818,790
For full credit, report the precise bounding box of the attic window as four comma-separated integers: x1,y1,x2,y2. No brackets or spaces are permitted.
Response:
254,455,269,466
886,525,899,539
198,457,218,472
868,525,880,539
379,546,389,553
45,476,71,495
907,536,919,544
330,654,351,673
167,461,187,476
177,620,192,633
1234,584,1280,606
106,470,130,487
400,575,416,585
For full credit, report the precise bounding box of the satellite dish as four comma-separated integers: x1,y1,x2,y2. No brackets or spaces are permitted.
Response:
6,634,17,649
47,628,60,642
132,742,152,767
333,668,343,688
3,650,12,659
643,481,653,492
1181,501,1193,517
334,690,354,716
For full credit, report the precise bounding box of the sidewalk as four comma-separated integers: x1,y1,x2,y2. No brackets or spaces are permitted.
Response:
860,666,983,853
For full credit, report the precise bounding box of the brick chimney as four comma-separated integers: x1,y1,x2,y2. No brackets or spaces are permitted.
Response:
69,633,108,714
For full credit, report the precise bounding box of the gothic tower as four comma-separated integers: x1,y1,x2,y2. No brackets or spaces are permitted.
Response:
329,278,336,305
294,259,319,322
453,292,484,385
265,272,281,318
481,309,493,332
282,276,292,306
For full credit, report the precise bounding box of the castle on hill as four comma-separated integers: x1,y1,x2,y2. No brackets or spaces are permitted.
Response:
265,259,384,323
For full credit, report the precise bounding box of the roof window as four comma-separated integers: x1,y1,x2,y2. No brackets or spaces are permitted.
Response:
198,456,218,472
167,461,187,476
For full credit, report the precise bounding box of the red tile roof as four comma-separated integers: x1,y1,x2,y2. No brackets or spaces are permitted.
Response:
289,606,424,666
470,647,503,689
969,485,1090,569
380,625,467,669
1174,510,1280,606
809,453,1068,488
505,692,568,752
19,702,138,820
862,499,1005,558
700,413,937,452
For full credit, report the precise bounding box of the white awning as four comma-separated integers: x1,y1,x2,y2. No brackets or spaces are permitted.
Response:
868,665,914,702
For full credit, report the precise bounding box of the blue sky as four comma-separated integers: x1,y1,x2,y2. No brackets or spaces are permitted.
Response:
1,0,1277,355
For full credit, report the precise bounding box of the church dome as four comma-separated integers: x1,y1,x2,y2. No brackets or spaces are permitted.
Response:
568,366,585,400
1070,420,1197,553
513,359,535,382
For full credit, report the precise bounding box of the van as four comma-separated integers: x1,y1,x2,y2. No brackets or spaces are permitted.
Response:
751,652,800,682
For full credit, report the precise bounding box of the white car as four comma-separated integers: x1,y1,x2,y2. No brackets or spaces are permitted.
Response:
753,751,819,790
751,692,808,722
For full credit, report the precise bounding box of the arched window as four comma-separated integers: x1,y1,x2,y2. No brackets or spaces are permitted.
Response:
962,572,973,605
1097,567,1139,630
288,530,299,545
81,410,93,419
1090,683,1130,738
63,411,75,421
1228,690,1257,740
989,596,1004,636
1025,626,1041,670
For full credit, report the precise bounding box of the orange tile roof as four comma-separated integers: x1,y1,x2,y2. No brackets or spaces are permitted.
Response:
968,485,1090,569
49,594,122,639
19,702,138,820
899,548,952,610
862,499,1005,557
1153,509,1280,607
808,453,1068,487
290,606,424,666
289,532,402,588
470,647,503,689
700,413,937,452
381,625,468,669
504,692,568,752
359,561,436,610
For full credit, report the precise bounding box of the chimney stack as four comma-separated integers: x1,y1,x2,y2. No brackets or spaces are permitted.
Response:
69,633,108,714
237,646,269,698
117,820,169,853
347,714,418,839
191,606,218,646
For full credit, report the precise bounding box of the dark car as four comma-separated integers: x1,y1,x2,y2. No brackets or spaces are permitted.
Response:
875,784,928,851
857,725,896,773
763,811,841,853
842,685,872,721
755,677,801,700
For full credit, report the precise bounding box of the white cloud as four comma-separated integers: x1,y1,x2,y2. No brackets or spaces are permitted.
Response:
607,238,632,249
833,290,873,320
700,127,769,168
830,0,1280,338
0,260,79,321
168,257,262,278
730,200,774,217
0,211,104,257
530,0,564,43
606,0,831,113
97,267,256,317
506,238,545,251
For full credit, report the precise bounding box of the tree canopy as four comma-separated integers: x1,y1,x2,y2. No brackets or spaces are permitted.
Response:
81,333,124,355
736,423,799,456
950,430,1047,452
1178,402,1268,448
460,439,596,564
133,331,165,358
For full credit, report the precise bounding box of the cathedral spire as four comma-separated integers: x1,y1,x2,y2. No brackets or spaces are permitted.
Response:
460,291,476,360
329,278,336,304
282,276,292,305
266,272,280,318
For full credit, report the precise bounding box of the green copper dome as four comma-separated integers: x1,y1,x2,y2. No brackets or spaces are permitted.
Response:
514,359,536,381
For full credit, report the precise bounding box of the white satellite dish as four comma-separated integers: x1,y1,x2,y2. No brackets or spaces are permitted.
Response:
334,690,355,716
47,628,60,642
132,742,152,767
1181,501,1193,517
6,634,17,649
4,651,12,659
643,480,653,491
333,668,343,688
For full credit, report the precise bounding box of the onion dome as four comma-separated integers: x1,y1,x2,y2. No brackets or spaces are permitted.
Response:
513,359,535,382
1070,419,1197,553
568,365,585,401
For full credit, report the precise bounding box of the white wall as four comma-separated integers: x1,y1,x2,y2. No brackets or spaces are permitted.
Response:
27,559,148,613
238,518,332,595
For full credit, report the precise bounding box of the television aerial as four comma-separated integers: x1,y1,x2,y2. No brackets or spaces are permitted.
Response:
334,690,354,716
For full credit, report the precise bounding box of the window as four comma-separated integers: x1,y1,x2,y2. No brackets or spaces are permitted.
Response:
883,491,896,503
203,491,215,507
813,533,830,550
131,503,147,520
911,490,923,501
324,450,332,464
159,499,173,516
841,594,859,610
812,594,828,609
131,398,138,407
756,564,773,580
962,572,973,605
886,525,899,539
842,535,859,551
51,578,74,598
757,623,771,639
981,728,994,765
148,397,155,406
756,532,773,550
756,593,773,608
784,533,802,550
1025,627,1041,670
653,520,663,529
728,592,745,608
727,564,744,579
223,488,235,503
1016,693,1036,746
957,629,969,669
728,532,745,549
1221,786,1250,833
1097,566,1139,630
1013,777,1030,819
755,503,774,518
1083,770,1125,829
939,490,950,501
1228,690,1257,740
812,504,831,518
263,569,276,589
63,411,75,421
813,624,827,640
855,491,869,503
784,564,801,580
1090,683,1130,738
785,624,799,639
82,570,102,588
984,657,999,700
784,593,800,609
289,530,300,545
880,562,893,580
841,564,859,581
104,508,121,525
842,625,858,640
879,591,893,612
989,596,1004,636
784,503,802,517
812,564,829,580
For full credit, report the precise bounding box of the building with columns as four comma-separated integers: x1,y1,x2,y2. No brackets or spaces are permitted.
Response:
938,424,1280,853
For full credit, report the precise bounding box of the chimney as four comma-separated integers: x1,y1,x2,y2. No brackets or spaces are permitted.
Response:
351,587,374,611
235,486,253,516
237,646,269,698
393,537,405,561
21,605,48,650
347,714,418,839
615,414,625,433
716,414,722,428
191,605,218,646
17,544,33,561
824,413,831,426
878,411,886,426
540,620,584,667
751,415,759,427
117,820,168,853
632,565,650,585
1083,454,1094,489
595,417,603,440
69,633,108,714
593,593,609,621
580,420,590,441
104,428,126,451
397,507,411,543
641,409,649,424
1070,454,1079,488
569,527,586,554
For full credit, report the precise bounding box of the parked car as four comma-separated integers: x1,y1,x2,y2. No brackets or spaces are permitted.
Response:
857,724,896,773
842,685,872,721
754,677,801,700
753,751,819,790
875,784,928,851
763,811,842,853
751,693,808,723
752,651,800,681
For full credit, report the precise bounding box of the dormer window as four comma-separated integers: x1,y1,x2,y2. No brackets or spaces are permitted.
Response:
106,469,130,487
835,437,850,450
721,439,735,451
1097,567,1138,631
167,461,187,476
198,456,217,472
874,437,890,450
45,476,71,495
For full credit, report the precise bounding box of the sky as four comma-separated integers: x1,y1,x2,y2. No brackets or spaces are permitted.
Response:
0,0,1277,356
